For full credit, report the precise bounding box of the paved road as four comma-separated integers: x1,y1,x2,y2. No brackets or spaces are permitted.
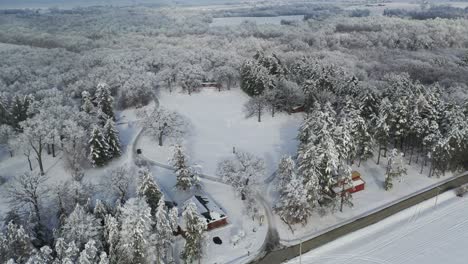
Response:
252,172,468,264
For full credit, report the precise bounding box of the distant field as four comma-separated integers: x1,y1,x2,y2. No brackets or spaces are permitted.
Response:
345,1,468,15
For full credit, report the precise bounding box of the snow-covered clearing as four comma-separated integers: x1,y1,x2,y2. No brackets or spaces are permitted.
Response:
273,156,460,245
285,190,468,264
137,88,303,179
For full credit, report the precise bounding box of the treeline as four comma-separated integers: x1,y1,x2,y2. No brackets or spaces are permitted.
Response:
384,5,468,20
215,4,343,19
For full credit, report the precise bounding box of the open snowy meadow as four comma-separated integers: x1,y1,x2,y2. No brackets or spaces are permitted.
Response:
137,88,303,178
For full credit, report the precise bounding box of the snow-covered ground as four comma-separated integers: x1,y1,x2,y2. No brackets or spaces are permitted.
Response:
273,155,460,245
285,190,468,264
137,88,303,179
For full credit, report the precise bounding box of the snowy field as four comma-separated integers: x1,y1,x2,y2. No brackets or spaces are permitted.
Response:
137,88,303,179
274,155,461,244
285,190,468,264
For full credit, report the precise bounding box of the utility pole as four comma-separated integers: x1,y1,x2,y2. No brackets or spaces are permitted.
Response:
435,186,441,207
299,239,302,264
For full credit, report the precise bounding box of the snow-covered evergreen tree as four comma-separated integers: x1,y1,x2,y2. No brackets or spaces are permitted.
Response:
103,118,121,159
88,126,109,167
137,168,162,215
98,252,109,264
93,200,108,224
0,222,33,263
274,174,312,225
384,149,408,190
276,156,296,195
171,145,199,191
168,207,179,233
94,83,114,120
60,204,102,250
78,240,98,264
103,215,119,264
26,246,53,264
372,98,392,164
181,201,207,264
117,197,153,264
81,91,94,114
54,238,79,264
152,197,173,264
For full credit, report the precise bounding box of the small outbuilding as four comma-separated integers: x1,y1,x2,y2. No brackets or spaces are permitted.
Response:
333,171,366,194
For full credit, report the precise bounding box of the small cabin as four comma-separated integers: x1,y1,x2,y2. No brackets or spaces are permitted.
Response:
290,105,305,113
333,171,366,194
201,82,222,89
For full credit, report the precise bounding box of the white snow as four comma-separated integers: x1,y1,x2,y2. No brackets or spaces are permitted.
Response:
137,88,303,179
285,190,468,264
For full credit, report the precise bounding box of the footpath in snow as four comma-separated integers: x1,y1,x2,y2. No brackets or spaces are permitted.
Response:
285,190,468,264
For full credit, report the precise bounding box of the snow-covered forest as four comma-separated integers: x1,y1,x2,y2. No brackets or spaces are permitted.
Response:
1,0,468,263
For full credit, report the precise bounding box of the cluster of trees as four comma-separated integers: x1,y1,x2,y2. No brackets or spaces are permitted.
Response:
384,5,468,20
0,83,121,174
241,51,301,122
85,84,121,167
1,165,208,264
273,61,468,226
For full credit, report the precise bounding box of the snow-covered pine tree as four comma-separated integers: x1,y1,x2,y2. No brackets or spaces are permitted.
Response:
0,222,33,263
60,204,103,250
137,168,162,215
276,156,296,195
103,215,120,264
117,197,153,264
372,97,392,165
54,238,79,263
95,83,114,120
168,207,179,233
336,165,353,212
384,149,407,190
274,174,312,225
152,197,173,264
98,252,109,264
26,246,53,264
181,201,207,264
171,145,198,191
81,91,94,114
88,126,109,167
103,118,121,159
78,240,98,264
93,200,108,224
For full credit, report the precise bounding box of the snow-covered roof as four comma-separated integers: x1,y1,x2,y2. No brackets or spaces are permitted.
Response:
186,194,227,223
